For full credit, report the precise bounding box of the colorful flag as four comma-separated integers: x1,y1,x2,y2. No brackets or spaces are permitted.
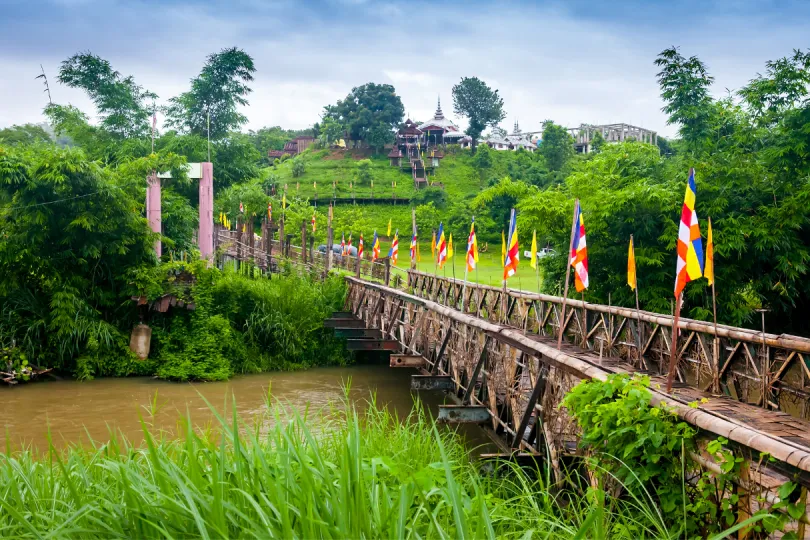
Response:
705,217,714,286
358,234,364,259
410,233,417,261
387,219,392,236
282,194,287,210
372,230,381,262
431,230,436,258
501,230,506,267
466,218,478,272
267,202,272,221
570,201,589,292
628,237,637,290
340,233,346,256
674,168,704,297
389,230,399,266
448,234,454,258
503,210,519,280
530,230,538,270
436,222,447,268
347,233,353,253
311,213,316,233
239,201,244,214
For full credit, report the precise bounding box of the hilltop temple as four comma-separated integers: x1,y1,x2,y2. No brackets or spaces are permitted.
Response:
483,120,536,152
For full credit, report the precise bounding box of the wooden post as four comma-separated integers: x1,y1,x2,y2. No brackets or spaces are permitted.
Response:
666,292,683,393
631,234,643,367
557,199,580,350
266,220,274,275
278,217,285,260
326,204,334,273
384,258,391,286
286,234,293,258
309,236,315,267
355,244,361,277
301,219,307,265
411,207,417,271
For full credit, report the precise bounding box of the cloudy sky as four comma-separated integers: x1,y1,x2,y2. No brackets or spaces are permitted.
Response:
1,0,809,137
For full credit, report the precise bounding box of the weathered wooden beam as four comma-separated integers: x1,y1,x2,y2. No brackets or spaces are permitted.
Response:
437,405,491,424
390,354,425,368
334,328,382,339
324,318,365,328
345,339,399,351
512,363,549,449
411,375,454,391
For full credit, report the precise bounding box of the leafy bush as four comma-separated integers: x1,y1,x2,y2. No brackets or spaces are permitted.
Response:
291,156,305,177
355,159,373,184
412,186,448,209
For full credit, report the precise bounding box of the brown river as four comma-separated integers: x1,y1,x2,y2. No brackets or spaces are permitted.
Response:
0,365,491,452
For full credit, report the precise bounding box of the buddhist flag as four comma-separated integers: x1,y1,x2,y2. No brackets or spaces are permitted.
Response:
674,168,704,297
436,222,447,268
628,236,637,290
501,230,506,267
311,213,316,233
387,218,392,236
347,233,353,253
431,230,436,258
448,234,454,258
705,217,714,286
358,234,364,259
389,230,399,266
267,202,272,221
372,231,381,262
503,210,519,280
340,233,346,256
410,233,417,261
466,218,478,272
530,230,538,270
239,201,244,214
313,181,317,190
570,200,589,292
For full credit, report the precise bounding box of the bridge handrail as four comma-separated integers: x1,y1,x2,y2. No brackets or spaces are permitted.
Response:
406,269,810,353
348,276,810,473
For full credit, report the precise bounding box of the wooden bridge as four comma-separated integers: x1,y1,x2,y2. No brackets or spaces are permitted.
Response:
215,221,810,533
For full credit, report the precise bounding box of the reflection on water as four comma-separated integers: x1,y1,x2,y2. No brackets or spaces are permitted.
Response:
1,365,494,453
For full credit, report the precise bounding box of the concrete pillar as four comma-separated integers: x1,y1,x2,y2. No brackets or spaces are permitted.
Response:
199,162,214,261
146,173,161,257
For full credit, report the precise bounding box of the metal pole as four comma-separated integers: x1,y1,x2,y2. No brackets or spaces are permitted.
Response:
557,199,580,351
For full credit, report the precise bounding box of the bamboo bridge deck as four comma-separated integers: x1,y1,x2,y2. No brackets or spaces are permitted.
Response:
216,225,810,532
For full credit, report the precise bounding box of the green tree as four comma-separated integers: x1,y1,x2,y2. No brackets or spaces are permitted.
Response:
0,124,52,146
472,177,535,242
323,83,404,146
291,156,306,178
366,122,394,154
539,121,574,174
56,52,156,139
451,77,506,152
165,47,256,140
318,117,344,146
654,47,715,148
472,142,493,186
355,159,373,185
589,130,606,153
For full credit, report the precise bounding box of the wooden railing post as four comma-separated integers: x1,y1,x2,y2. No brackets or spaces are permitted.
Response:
301,219,307,265
326,204,333,273
384,258,391,286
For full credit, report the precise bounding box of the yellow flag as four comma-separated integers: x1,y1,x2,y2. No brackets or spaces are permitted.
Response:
431,230,436,257
282,195,287,210
530,230,538,270
501,230,506,267
705,218,714,286
417,241,421,262
387,218,392,236
448,234,454,257
628,237,637,290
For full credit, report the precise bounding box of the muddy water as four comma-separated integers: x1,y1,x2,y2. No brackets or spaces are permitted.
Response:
0,366,493,452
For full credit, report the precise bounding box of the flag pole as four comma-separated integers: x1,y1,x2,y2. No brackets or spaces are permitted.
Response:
709,217,719,393
631,234,644,366
451,236,457,307
557,199,579,350
666,292,683,393
461,217,472,313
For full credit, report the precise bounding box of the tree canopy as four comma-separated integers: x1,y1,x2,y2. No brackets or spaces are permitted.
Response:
323,83,404,145
165,47,256,140
452,77,506,152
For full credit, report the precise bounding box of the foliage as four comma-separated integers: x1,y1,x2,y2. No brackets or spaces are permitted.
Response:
323,83,404,145
318,116,344,146
414,203,440,237
355,158,373,185
161,187,198,255
366,121,395,153
655,47,715,147
0,124,52,146
473,176,536,241
451,77,506,152
164,47,256,140
539,121,575,174
0,144,157,375
291,156,306,178
590,130,606,153
564,374,802,538
412,186,448,209
56,52,157,139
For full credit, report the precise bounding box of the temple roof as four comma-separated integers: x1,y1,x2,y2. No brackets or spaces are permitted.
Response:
417,97,460,132
387,146,403,158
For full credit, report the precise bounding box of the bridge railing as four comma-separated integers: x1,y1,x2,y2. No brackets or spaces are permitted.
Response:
405,270,810,422
345,276,810,526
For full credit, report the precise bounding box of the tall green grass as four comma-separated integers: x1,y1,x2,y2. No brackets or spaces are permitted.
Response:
0,393,741,538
